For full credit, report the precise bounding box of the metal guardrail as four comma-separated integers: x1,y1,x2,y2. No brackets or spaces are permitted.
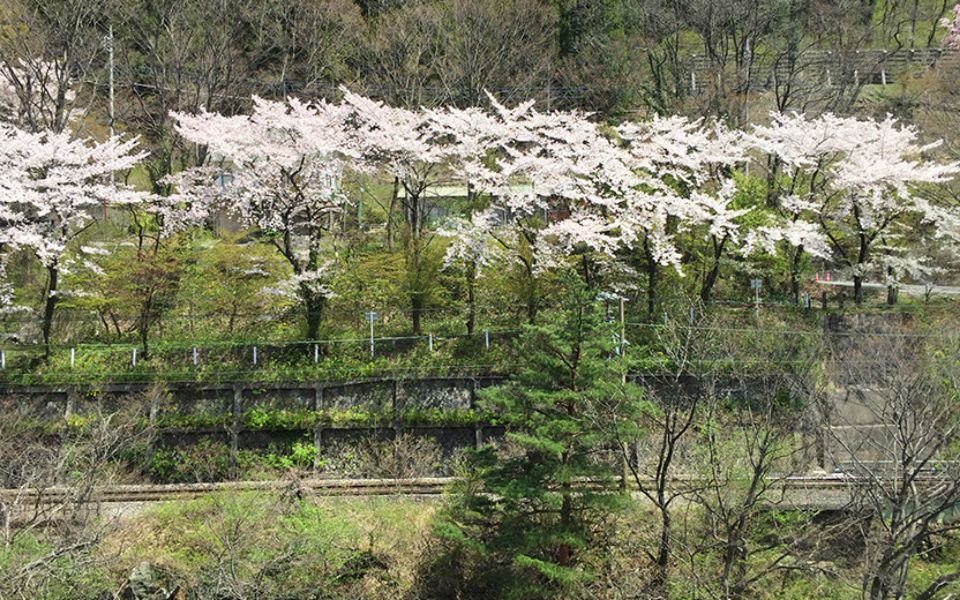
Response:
685,47,954,93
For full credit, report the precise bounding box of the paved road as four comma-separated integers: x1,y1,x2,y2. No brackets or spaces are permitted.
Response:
818,280,960,297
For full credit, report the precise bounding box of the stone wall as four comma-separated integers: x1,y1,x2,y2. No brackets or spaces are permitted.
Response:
0,377,508,480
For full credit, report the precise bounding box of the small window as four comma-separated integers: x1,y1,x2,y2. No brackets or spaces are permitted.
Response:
215,173,234,189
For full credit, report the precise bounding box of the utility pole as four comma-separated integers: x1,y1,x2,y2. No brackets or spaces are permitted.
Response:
103,25,115,221
108,25,115,143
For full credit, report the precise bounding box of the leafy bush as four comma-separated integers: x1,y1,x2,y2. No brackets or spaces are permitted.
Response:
148,439,234,483
245,407,318,430
109,493,422,599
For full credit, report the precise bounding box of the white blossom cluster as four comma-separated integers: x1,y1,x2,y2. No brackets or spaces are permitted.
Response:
1,81,958,316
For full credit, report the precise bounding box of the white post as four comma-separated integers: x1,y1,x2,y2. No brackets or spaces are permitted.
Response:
193,347,197,367
70,347,75,368
428,334,433,352
252,346,258,366
370,318,375,359
751,278,763,319
132,347,137,367
484,330,490,351
314,344,319,364
2,350,6,370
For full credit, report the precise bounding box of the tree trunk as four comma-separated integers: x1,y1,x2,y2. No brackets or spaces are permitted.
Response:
765,155,782,208
138,289,154,360
301,285,325,341
855,233,869,306
466,263,476,335
789,245,804,305
558,491,572,567
653,507,672,588
404,189,427,335
139,318,150,361
700,236,727,305
526,292,537,325
522,260,538,325
41,264,59,358
411,294,423,335
886,265,898,306
387,176,399,252
644,237,658,321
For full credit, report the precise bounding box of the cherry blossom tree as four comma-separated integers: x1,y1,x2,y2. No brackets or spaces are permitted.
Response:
747,112,959,305
432,97,646,323
745,112,862,302
341,89,468,333
434,97,737,318
437,210,502,333
469,97,636,317
616,116,751,308
427,99,544,326
171,96,357,340
0,125,146,354
0,59,81,131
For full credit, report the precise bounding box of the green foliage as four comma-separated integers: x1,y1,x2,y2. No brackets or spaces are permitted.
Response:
147,439,234,483
254,441,319,471
64,412,98,432
119,493,379,597
245,407,318,430
153,412,228,429
101,492,436,598
0,533,111,599
397,408,487,427
175,234,293,339
428,271,645,599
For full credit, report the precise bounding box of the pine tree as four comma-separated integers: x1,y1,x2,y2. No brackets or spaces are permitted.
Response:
430,271,643,599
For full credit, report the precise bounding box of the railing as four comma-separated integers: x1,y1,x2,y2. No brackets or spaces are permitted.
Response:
685,47,953,93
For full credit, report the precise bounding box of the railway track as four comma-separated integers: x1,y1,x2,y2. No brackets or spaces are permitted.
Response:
0,477,453,505
0,473,918,509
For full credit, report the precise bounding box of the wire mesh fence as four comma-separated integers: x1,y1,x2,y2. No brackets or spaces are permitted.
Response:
0,280,955,384
0,328,521,384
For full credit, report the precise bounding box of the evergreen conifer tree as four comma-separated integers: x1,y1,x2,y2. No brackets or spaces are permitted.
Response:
430,271,644,599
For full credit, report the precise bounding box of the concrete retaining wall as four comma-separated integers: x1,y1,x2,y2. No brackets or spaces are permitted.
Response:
0,376,506,421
